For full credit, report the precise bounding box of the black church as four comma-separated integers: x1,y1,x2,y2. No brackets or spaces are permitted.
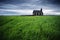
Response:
33,8,43,16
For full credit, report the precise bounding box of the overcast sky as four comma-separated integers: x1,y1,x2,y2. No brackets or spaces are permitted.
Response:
0,0,60,15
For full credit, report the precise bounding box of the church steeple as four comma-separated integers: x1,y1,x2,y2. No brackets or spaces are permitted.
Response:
40,8,42,12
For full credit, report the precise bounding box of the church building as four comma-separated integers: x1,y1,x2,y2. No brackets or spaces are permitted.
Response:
33,8,43,16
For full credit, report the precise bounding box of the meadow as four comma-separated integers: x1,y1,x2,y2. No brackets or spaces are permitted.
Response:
0,16,60,40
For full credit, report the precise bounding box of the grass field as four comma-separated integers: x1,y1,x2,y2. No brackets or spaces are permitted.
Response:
0,16,60,40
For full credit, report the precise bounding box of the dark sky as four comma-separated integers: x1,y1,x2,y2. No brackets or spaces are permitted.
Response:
0,0,60,5
0,0,60,15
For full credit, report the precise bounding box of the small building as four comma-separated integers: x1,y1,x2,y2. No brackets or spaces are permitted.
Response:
33,8,43,16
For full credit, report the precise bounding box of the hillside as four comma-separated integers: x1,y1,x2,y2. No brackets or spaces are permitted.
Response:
0,16,60,40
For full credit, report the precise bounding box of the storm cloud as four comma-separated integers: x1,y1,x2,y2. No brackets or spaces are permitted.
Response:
0,0,60,15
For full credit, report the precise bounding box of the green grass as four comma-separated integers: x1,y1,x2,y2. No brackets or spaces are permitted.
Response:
0,16,60,40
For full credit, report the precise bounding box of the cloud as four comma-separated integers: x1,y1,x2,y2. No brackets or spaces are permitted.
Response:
0,0,60,15
0,4,19,9
43,9,60,15
38,0,60,5
0,9,60,15
0,9,33,15
46,0,60,5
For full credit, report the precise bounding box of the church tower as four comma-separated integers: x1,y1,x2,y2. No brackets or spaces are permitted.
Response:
40,8,43,15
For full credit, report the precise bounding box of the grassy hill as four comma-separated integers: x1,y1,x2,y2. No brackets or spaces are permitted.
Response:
0,16,60,40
